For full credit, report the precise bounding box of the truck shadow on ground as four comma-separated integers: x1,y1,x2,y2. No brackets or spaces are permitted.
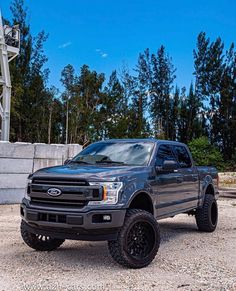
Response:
15,220,199,270
159,220,198,244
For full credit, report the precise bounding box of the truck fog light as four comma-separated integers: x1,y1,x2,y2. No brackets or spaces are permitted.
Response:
103,215,111,221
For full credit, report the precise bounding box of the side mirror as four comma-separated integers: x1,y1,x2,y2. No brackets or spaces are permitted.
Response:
155,160,178,173
64,158,72,165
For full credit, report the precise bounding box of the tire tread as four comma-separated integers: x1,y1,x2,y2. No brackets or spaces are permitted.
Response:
108,209,160,268
21,220,65,251
195,194,218,232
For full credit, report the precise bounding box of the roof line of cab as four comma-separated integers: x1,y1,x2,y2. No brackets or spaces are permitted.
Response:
95,138,186,146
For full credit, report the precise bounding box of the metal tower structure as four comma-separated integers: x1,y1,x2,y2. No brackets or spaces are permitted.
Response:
0,10,20,141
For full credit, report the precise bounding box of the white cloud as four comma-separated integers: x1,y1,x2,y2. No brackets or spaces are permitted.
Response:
95,48,108,58
58,41,72,49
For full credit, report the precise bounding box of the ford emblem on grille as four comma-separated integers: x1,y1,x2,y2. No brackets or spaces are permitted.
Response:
47,188,62,197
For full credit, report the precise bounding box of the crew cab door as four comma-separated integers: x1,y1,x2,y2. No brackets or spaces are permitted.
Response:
172,145,199,209
153,144,185,218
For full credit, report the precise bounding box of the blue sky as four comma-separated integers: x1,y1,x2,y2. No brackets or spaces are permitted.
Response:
1,0,236,92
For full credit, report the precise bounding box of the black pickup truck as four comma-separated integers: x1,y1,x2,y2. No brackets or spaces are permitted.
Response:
20,139,219,268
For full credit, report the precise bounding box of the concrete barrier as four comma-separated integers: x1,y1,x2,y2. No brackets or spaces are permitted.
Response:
0,142,82,204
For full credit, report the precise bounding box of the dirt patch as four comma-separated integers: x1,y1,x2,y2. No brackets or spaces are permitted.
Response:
0,200,235,291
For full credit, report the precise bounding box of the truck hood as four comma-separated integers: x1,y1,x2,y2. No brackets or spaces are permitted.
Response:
32,164,151,182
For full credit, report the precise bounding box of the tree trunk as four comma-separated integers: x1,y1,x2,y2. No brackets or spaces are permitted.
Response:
48,107,52,144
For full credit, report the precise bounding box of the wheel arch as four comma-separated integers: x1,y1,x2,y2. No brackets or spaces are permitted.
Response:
205,183,215,196
199,180,216,207
128,191,154,215
202,174,216,197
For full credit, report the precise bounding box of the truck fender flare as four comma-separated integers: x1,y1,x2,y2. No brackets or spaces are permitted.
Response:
127,189,154,209
200,176,216,206
202,175,215,195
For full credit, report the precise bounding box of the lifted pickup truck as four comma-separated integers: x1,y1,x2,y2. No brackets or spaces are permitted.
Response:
21,139,219,268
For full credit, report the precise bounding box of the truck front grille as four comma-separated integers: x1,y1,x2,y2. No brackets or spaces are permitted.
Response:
32,178,89,186
30,197,88,208
29,177,102,208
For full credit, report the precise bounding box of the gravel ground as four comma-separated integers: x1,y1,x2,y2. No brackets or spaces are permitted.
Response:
0,199,235,291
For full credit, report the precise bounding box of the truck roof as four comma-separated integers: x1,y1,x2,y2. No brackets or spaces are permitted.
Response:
95,138,186,146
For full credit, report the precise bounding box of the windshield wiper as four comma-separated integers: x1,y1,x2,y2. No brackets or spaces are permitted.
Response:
96,160,125,165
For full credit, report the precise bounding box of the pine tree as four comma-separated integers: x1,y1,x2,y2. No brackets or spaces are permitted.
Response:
47,86,63,144
194,32,210,100
100,71,129,138
150,45,176,139
186,82,203,141
169,86,180,140
60,64,76,143
26,31,50,142
218,44,236,159
193,32,236,161
119,65,137,137
130,49,151,137
177,87,188,143
61,65,105,144
194,32,225,143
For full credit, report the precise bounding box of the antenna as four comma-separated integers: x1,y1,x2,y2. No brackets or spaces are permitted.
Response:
0,9,20,141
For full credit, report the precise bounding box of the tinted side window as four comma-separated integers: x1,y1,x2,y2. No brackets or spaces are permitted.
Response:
156,145,176,166
173,146,192,168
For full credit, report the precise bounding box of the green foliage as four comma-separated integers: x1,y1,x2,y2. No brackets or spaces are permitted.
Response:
194,32,236,160
130,49,151,137
150,45,176,139
101,70,130,139
60,64,105,144
188,137,225,170
177,84,205,143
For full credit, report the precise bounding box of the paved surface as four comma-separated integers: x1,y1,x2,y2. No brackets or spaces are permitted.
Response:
0,199,236,291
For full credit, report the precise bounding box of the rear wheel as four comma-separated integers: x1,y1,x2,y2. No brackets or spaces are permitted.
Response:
108,209,160,268
21,220,65,251
195,194,218,232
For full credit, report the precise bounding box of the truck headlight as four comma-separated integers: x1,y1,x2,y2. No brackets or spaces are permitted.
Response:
24,177,32,200
88,182,123,205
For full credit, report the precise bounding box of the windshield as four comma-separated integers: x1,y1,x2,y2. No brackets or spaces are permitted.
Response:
72,141,154,166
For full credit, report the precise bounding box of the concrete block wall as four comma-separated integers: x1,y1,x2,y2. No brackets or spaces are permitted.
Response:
0,142,82,204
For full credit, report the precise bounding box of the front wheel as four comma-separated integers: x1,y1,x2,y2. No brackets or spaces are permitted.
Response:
21,220,65,251
195,194,218,232
108,209,160,268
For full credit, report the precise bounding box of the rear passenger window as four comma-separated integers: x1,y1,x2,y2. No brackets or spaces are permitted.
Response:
173,146,192,168
156,144,176,166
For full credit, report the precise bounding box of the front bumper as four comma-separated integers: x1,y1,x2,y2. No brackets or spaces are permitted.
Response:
21,202,126,241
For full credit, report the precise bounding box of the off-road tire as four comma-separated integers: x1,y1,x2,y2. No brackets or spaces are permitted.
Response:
195,194,218,232
21,220,65,251
108,209,160,268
